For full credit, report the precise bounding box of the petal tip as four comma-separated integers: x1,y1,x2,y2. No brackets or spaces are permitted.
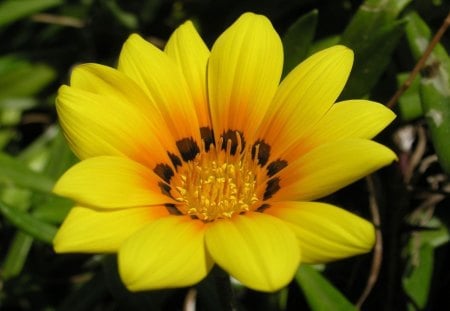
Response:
52,237,65,253
52,229,76,254
336,45,354,62
237,12,273,26
384,146,399,163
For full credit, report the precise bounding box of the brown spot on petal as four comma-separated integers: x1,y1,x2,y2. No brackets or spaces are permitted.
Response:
263,177,280,200
176,137,200,162
256,204,270,212
165,203,182,215
153,163,174,183
267,159,288,177
251,140,271,166
220,130,245,155
200,127,215,151
158,182,172,198
168,152,182,169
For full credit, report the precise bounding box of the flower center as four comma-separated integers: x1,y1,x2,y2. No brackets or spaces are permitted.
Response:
171,135,261,221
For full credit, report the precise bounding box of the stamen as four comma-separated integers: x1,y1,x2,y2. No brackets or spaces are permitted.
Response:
156,131,288,221
251,140,271,166
171,131,260,221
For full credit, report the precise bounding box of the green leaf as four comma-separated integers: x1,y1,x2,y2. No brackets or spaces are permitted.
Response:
339,0,411,98
103,0,138,30
403,243,434,308
403,215,445,309
33,195,72,224
0,104,24,126
405,11,435,60
282,10,318,77
397,73,423,121
0,151,54,193
0,0,62,27
0,200,57,243
0,129,14,149
16,125,58,164
420,52,450,174
296,265,356,311
1,232,33,280
405,12,450,173
0,97,37,110
25,128,76,224
308,35,341,56
42,127,77,179
341,0,411,40
0,57,56,100
419,217,450,247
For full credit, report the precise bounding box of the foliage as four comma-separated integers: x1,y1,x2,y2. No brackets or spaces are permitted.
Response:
0,0,449,310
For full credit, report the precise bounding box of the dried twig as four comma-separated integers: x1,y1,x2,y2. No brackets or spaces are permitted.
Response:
356,176,383,309
404,125,427,184
31,13,85,28
386,11,450,109
183,288,197,311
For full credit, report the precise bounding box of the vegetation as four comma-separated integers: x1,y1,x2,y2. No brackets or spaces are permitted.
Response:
0,0,449,309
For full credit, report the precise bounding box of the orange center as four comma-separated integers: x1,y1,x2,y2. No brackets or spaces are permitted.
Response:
171,137,261,221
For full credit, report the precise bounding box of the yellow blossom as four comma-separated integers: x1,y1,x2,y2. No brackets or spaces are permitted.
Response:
53,12,396,292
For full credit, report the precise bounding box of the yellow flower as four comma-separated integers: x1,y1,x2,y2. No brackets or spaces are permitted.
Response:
53,12,396,292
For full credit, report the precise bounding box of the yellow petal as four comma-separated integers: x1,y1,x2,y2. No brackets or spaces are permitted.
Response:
313,100,395,140
56,85,171,168
205,212,300,292
208,12,283,142
266,202,375,263
118,216,212,291
259,45,354,160
71,63,152,108
54,156,174,208
297,100,396,154
274,139,397,201
68,64,178,158
53,205,168,253
165,21,210,128
118,34,201,144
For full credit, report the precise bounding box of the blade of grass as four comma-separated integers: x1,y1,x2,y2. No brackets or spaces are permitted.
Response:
0,0,62,27
282,10,318,77
296,265,356,311
0,152,54,193
0,200,57,243
1,231,34,280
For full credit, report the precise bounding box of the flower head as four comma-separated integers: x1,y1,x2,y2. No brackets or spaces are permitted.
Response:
53,12,396,292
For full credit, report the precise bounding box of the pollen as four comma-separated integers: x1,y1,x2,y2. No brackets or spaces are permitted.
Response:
171,133,261,221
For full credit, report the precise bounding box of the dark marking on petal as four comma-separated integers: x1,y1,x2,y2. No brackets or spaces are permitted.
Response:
168,152,182,169
165,203,182,215
263,177,281,200
256,204,270,212
200,127,215,151
267,159,288,177
220,130,245,155
251,140,271,166
153,163,174,183
176,137,200,162
190,215,199,220
158,182,173,198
